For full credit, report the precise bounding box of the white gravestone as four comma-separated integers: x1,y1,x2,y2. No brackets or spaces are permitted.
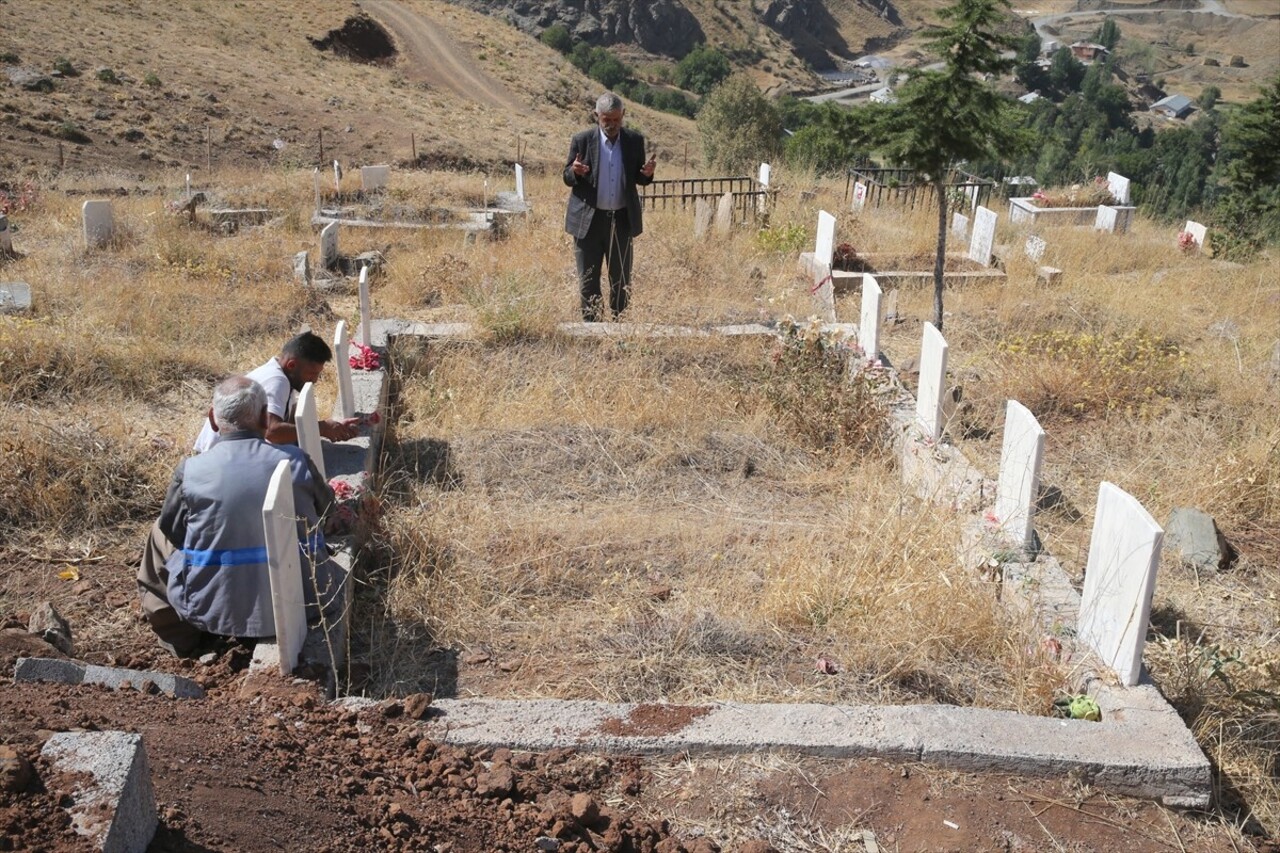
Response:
1183,220,1207,250
333,160,342,196
951,212,969,241
0,282,32,314
81,200,114,249
1024,235,1047,263
968,205,997,267
312,168,321,210
0,214,11,254
758,162,771,187
360,165,390,192
296,382,326,479
334,320,355,419
916,322,949,440
319,221,339,271
714,191,734,235
964,184,980,212
1095,205,1119,233
812,261,836,324
883,288,900,324
1078,482,1164,687
693,198,712,238
1106,171,1131,205
859,274,882,366
995,400,1045,550
757,163,771,215
515,163,525,202
815,210,836,269
293,251,311,287
262,460,307,676
852,180,867,210
359,265,372,347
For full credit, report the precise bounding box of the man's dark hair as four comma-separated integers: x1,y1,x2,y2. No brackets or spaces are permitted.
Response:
281,331,332,364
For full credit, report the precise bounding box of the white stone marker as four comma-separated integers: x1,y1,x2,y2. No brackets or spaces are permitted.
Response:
815,210,836,269
1183,220,1207,250
964,184,980,211
693,198,712,238
313,167,321,210
40,731,157,853
968,205,997,267
1024,235,1047,263
995,400,1045,550
714,191,734,235
319,220,339,270
262,459,307,676
333,159,342,196
1106,171,1131,205
0,281,32,314
359,265,371,347
296,381,326,479
360,165,390,192
1095,205,1119,233
758,162,771,187
916,322,949,440
883,288,900,324
812,261,836,324
757,162,771,215
515,163,525,201
293,251,311,287
1078,481,1164,687
334,320,355,419
81,200,114,249
852,180,867,210
0,214,12,255
951,211,969,241
859,274,882,365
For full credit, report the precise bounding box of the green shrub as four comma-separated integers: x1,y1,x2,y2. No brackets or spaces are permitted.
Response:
143,71,162,88
675,44,731,95
540,24,572,55
96,67,120,84
55,121,90,143
53,57,79,77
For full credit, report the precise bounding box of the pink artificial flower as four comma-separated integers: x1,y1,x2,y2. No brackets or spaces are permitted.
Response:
350,343,381,371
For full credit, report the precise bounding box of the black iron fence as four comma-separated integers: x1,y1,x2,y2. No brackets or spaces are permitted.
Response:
844,168,997,212
640,176,772,221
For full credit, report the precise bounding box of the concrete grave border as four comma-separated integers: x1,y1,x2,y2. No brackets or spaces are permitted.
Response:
259,314,1209,808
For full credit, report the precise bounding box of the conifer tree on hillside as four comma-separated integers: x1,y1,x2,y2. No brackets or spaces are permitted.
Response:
852,0,1025,330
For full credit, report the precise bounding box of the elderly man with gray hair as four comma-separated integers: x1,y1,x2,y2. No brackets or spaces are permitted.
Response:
564,91,657,321
137,375,343,656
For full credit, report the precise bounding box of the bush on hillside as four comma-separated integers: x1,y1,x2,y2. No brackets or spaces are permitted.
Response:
697,76,782,174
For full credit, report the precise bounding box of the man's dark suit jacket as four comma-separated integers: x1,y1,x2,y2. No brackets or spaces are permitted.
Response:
563,126,653,239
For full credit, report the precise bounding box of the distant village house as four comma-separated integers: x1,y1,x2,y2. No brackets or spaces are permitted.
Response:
1069,41,1109,63
1151,94,1194,120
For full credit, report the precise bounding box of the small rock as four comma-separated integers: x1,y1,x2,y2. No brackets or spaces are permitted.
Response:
462,651,490,666
402,692,433,720
535,838,560,852
497,659,521,672
647,584,672,602
1165,507,1233,572
198,652,218,666
381,700,404,719
734,842,778,853
27,601,74,656
0,747,32,793
475,766,516,798
570,793,599,824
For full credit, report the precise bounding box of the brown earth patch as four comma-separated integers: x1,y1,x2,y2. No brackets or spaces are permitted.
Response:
597,704,714,738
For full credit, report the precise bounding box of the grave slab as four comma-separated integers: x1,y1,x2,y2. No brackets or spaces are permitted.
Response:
360,165,390,192
0,281,32,313
916,322,948,440
262,459,307,676
14,657,204,698
1095,205,1118,233
994,401,1045,551
1078,482,1164,686
968,206,997,267
82,200,114,249
1164,507,1230,572
41,732,157,853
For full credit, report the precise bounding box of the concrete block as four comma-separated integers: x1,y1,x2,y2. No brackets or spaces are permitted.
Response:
80,664,205,699
41,731,157,853
14,656,85,685
0,282,32,314
1036,266,1062,285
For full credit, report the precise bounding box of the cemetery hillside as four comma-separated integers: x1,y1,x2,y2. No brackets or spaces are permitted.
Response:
1,1,1278,852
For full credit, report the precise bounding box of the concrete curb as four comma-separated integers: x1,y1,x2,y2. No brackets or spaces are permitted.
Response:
41,731,157,853
14,657,205,699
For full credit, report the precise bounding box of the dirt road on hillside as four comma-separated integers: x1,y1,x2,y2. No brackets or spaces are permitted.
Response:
359,0,524,112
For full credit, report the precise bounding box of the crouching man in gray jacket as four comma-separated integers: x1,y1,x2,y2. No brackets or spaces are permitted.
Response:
137,375,344,656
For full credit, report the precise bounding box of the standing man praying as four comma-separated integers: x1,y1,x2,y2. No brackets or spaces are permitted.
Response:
563,92,657,322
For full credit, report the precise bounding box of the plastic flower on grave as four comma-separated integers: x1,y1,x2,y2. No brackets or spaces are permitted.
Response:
1031,191,1047,202
1177,231,1196,252
349,343,381,371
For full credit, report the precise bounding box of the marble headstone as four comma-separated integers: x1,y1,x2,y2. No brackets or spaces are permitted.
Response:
815,210,836,269
951,212,969,241
693,198,712,238
1095,205,1119,233
1183,220,1207,250
1106,171,1131,205
995,400,1045,550
515,163,525,201
262,459,307,676
334,320,355,419
81,200,114,249
319,221,339,270
968,205,997,267
859,274,882,365
715,191,734,235
359,266,371,347
916,322,949,440
295,382,326,480
852,180,867,210
360,165,390,192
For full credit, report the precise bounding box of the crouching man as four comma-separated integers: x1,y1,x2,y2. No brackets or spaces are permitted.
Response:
137,375,346,656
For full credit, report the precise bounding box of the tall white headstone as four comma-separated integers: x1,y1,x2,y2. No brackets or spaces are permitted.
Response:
693,198,713,238
859,274,882,366
758,162,771,187
1106,171,1131,205
968,205,997,267
1024,235,1047,263
964,184,980,212
951,212,969,241
359,266,371,348
185,173,191,199
995,400,1045,550
1078,482,1164,687
815,210,836,269
757,163,771,215
715,191,734,235
1095,205,1119,233
812,262,836,324
81,200,114,249
296,382,326,479
333,159,342,196
852,180,867,211
916,322,949,440
319,221,339,270
515,163,525,201
262,460,307,676
360,165,390,192
334,320,355,419
1183,220,1207,250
